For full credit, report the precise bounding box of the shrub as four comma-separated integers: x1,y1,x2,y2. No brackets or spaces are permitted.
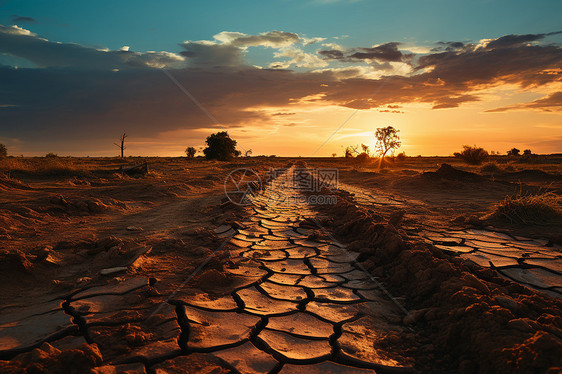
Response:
480,162,502,173
0,144,7,158
488,192,562,225
396,152,406,162
453,145,489,165
507,148,520,156
45,152,59,158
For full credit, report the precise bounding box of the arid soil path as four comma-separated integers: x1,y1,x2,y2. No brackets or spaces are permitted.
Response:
0,168,414,373
340,183,562,299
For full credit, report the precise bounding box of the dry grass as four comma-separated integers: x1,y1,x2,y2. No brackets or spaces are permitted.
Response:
0,157,91,176
488,191,562,225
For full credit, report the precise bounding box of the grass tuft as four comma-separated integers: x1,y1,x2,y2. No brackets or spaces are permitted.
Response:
488,192,562,225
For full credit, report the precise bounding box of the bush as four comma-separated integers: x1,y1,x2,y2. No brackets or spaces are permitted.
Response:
480,162,502,174
0,144,7,158
488,192,562,225
507,148,520,156
45,152,58,158
453,145,489,165
396,152,406,162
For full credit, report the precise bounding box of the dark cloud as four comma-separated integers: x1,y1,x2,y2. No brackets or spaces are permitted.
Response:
11,15,36,23
179,42,242,67
318,49,344,60
484,32,560,49
430,41,466,52
317,42,413,67
349,42,404,61
487,91,562,112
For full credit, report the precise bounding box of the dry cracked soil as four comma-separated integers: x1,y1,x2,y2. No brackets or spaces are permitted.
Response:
1,157,561,373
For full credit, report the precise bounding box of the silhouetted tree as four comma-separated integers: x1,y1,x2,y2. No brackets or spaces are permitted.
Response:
245,149,253,157
203,131,240,161
0,144,7,158
114,133,127,158
374,126,401,158
185,146,196,158
507,148,520,156
523,149,532,156
332,153,337,157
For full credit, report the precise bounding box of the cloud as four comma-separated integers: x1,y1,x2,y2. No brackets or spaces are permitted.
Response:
11,15,36,23
180,30,306,68
484,31,561,49
318,49,345,60
349,42,405,62
487,91,562,112
0,25,184,69
302,37,326,46
179,42,243,67
270,47,329,68
213,30,300,48
318,42,415,69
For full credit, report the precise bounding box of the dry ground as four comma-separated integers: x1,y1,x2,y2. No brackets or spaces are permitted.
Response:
0,155,561,373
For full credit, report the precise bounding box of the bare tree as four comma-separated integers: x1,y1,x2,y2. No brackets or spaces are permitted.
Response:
114,133,127,158
374,126,401,158
361,144,370,156
245,149,253,157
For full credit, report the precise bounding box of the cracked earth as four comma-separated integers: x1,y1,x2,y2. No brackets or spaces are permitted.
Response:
343,184,562,297
0,167,415,373
1,163,561,373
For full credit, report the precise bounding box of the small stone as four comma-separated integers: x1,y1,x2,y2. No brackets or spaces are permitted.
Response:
100,267,128,275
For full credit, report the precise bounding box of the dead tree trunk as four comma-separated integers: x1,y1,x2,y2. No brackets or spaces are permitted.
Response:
114,133,127,158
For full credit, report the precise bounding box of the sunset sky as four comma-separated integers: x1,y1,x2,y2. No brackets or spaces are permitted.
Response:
1,0,561,157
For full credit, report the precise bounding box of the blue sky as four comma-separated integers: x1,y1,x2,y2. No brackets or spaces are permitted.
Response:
2,0,560,54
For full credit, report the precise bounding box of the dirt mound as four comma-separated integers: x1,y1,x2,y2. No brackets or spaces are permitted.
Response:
0,175,31,191
422,163,484,182
315,192,562,373
505,169,562,181
0,342,103,374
